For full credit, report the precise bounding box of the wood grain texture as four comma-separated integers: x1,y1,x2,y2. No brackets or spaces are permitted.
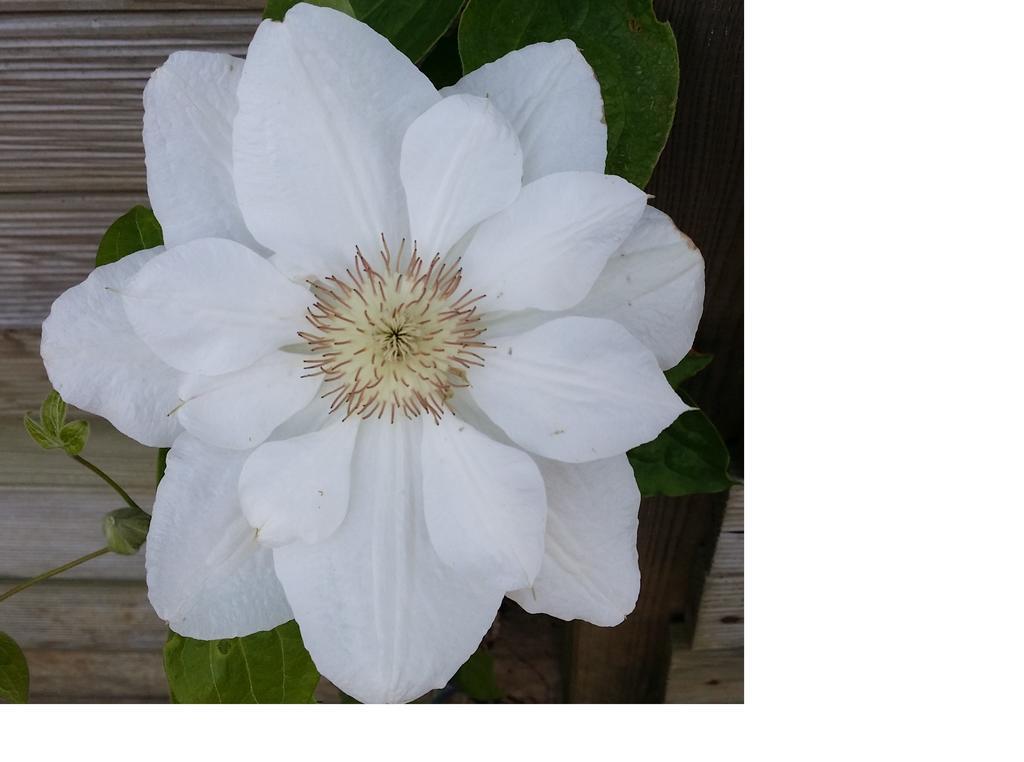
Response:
566,493,721,702
648,0,744,470
666,625,743,704
0,490,148,580
0,416,156,492
0,11,261,197
562,0,743,703
692,486,743,651
24,649,167,702
0,580,163,650
1,1,263,10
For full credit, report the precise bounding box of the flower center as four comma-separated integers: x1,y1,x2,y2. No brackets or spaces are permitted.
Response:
299,237,488,423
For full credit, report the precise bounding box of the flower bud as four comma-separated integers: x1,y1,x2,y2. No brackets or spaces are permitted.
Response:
103,507,151,555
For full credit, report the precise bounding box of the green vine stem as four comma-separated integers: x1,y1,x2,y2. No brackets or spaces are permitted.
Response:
0,547,110,603
0,451,145,604
71,454,143,512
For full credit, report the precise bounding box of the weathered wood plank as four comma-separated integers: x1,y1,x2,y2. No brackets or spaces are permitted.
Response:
2,1,262,11
721,483,744,533
0,329,49,412
0,490,149,580
0,11,260,195
691,575,743,651
0,197,145,327
709,525,743,576
490,605,563,704
0,416,157,491
562,0,742,702
666,625,742,704
691,485,743,650
565,495,717,702
708,485,743,576
649,0,744,468
24,648,166,701
0,580,162,649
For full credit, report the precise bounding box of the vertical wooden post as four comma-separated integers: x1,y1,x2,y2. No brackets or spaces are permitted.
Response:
563,0,743,702
565,494,724,702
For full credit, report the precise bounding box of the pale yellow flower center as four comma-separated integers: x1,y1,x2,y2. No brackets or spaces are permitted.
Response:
299,237,488,422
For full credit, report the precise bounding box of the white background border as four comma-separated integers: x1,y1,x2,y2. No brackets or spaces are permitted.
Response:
7,1,1024,758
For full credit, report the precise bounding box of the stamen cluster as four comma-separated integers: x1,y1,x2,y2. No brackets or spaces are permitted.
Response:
299,237,488,422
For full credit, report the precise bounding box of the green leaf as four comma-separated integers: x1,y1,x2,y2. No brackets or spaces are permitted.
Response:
351,0,465,63
103,507,151,555
23,413,62,450
164,621,320,703
25,391,90,455
263,0,354,22
454,646,502,701
459,0,679,188
156,447,169,484
40,390,67,435
629,391,733,497
419,29,463,88
58,419,89,457
0,632,29,704
665,352,713,389
95,205,163,267
264,0,461,64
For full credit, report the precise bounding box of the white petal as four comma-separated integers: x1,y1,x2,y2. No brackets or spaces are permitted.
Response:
176,351,320,450
470,316,686,462
146,433,292,639
234,5,439,278
445,40,606,183
508,455,640,626
461,172,647,312
400,93,522,257
121,238,312,376
273,419,503,703
576,207,705,369
239,418,360,547
144,51,262,252
269,392,332,441
421,415,546,590
40,247,183,447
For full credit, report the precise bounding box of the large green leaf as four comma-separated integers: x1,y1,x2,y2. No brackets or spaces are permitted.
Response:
629,389,732,497
458,0,679,188
419,29,463,88
164,621,320,703
629,351,733,497
351,0,465,63
665,351,714,388
95,205,163,267
264,0,462,66
0,632,29,704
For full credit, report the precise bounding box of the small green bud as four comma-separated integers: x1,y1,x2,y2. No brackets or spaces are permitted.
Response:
103,507,151,555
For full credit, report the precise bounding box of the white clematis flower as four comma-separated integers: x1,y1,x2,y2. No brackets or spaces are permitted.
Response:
39,4,704,703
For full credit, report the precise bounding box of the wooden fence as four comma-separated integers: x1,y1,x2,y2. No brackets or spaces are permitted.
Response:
0,0,743,702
